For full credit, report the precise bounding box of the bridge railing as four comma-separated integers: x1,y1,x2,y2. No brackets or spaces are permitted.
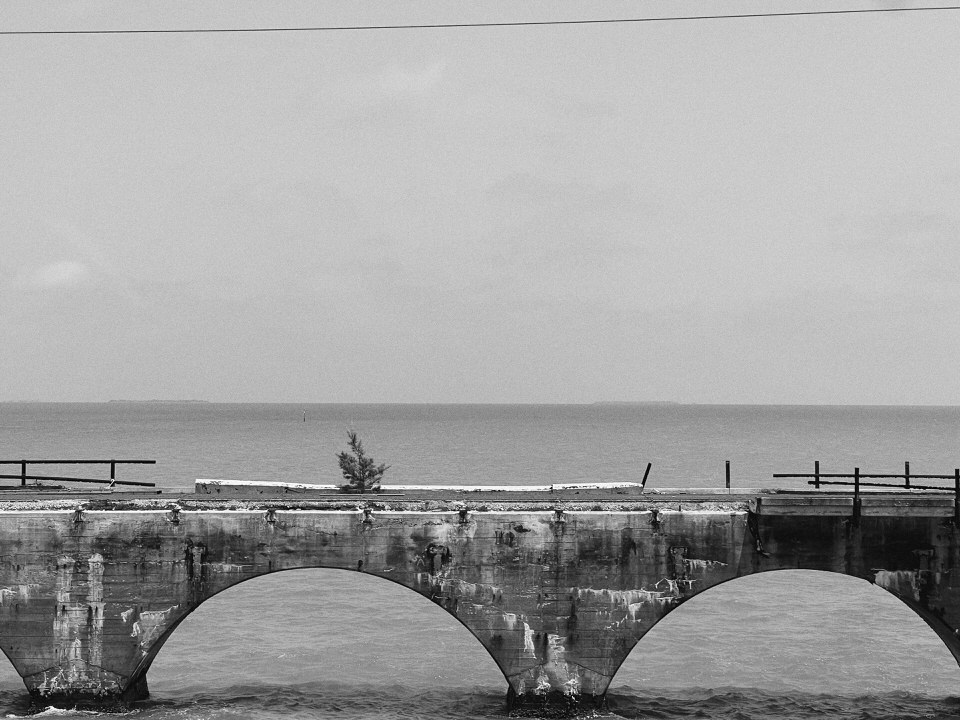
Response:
775,463,960,522
774,461,960,491
0,460,156,488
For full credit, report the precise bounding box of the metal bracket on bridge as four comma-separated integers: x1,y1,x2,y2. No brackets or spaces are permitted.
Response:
458,507,470,525
954,469,960,525
650,508,661,532
72,506,85,525
851,468,862,527
361,506,374,524
747,510,769,557
265,508,277,525
553,507,566,524
167,505,181,525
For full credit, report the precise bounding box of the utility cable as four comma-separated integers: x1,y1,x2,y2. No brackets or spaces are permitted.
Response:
2,5,960,36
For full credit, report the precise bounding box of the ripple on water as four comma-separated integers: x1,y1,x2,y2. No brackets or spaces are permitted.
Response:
140,681,505,720
607,688,960,720
4,685,960,720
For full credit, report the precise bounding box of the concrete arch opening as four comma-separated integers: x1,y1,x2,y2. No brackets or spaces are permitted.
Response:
147,567,506,702
610,569,960,697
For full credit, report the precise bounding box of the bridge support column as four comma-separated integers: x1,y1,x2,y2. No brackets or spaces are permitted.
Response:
505,685,607,716
499,652,615,716
22,669,148,711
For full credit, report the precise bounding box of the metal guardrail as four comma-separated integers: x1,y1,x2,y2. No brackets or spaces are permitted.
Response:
0,460,156,487
774,460,959,490
774,461,960,523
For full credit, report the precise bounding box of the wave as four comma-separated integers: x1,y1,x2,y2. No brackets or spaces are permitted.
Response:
142,681,504,719
607,687,960,720
4,683,959,720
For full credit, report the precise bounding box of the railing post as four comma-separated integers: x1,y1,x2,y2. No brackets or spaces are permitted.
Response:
853,467,861,525
20,460,26,487
725,460,730,489
814,460,820,490
954,469,959,524
905,461,910,489
110,460,116,485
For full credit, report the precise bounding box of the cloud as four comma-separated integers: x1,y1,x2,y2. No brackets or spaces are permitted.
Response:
31,261,91,288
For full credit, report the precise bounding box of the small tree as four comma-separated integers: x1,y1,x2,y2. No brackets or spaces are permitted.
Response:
337,430,389,493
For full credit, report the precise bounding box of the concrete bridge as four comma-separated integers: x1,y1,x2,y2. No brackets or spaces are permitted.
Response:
1,480,959,711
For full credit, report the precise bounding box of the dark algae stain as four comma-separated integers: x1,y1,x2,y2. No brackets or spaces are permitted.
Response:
420,543,452,574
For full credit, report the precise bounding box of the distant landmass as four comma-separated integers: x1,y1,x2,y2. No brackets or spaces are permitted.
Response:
107,399,210,404
592,400,679,406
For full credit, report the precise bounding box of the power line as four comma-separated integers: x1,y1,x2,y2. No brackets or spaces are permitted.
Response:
2,5,960,36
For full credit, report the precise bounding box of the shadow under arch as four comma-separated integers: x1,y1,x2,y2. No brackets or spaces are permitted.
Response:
608,569,960,696
0,641,35,716
0,643,26,691
142,566,508,700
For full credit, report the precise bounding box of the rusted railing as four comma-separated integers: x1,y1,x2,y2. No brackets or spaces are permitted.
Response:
0,460,156,488
775,462,960,523
774,460,960,490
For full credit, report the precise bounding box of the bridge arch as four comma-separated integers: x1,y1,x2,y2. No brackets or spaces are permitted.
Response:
609,569,960,695
138,566,508,699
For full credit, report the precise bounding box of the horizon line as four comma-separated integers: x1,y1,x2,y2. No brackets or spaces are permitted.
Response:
3,400,960,408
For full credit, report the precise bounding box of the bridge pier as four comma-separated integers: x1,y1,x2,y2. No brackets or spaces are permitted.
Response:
505,686,607,716
26,677,148,713
21,656,149,710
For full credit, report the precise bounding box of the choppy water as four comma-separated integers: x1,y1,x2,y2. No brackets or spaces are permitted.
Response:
1,403,960,718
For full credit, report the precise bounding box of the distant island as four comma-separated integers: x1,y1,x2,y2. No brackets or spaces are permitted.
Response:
107,399,210,404
592,400,679,406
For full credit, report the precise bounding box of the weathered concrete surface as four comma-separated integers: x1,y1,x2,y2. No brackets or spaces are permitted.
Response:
0,488,958,711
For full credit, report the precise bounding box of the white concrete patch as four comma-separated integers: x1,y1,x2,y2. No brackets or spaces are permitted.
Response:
131,605,180,654
197,478,338,490
195,479,644,492
874,569,920,601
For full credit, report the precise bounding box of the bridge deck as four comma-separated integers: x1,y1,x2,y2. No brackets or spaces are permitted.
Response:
0,486,954,515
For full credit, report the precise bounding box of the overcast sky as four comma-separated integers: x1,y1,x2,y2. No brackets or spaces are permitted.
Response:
2,1,958,404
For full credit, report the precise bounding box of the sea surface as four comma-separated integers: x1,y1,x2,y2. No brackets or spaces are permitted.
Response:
2,402,960,719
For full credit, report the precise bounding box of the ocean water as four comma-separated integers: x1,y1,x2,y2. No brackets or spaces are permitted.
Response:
1,402,960,719
3,403,960,489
